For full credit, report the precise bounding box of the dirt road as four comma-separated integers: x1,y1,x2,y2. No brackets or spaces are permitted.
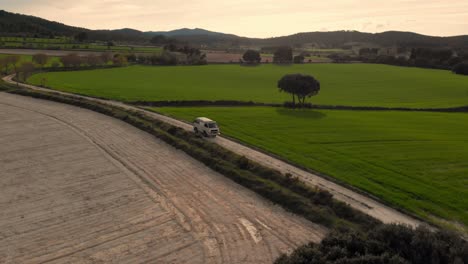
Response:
0,92,325,263
130,108,423,227
3,74,423,228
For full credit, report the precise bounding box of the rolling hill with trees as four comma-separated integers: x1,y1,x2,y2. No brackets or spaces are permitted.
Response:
1,9,468,49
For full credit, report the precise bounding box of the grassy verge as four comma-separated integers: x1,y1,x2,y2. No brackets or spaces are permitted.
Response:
1,80,379,231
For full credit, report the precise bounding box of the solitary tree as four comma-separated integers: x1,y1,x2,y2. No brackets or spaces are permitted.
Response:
242,50,261,64
293,55,305,64
100,52,113,64
32,53,49,68
112,53,128,66
18,62,35,81
126,53,137,63
86,54,103,66
6,55,20,73
273,46,293,64
278,74,320,107
60,53,81,68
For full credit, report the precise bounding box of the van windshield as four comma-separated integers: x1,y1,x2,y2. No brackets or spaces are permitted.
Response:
207,122,218,128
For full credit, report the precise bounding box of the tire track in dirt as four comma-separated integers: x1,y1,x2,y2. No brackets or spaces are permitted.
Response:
0,92,325,263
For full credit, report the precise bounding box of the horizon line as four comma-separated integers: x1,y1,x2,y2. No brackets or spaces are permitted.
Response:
3,9,468,39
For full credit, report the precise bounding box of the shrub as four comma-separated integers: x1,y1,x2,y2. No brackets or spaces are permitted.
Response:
293,55,305,64
242,50,261,64
275,224,468,264
237,156,252,170
452,62,468,75
273,46,293,64
283,101,313,108
50,61,60,68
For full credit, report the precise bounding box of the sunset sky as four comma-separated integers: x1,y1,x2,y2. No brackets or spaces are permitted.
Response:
2,0,468,37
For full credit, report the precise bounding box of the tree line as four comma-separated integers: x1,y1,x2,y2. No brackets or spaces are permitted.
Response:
241,47,306,64
350,47,468,75
0,46,208,82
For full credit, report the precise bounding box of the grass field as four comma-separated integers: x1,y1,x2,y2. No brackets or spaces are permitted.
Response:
153,106,468,229
0,36,71,43
305,48,350,53
27,64,468,108
0,37,162,53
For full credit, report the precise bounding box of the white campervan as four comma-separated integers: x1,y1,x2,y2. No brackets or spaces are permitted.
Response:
193,117,220,137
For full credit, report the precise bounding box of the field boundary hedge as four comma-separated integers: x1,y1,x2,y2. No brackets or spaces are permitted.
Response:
131,100,279,107
133,100,468,113
1,80,380,231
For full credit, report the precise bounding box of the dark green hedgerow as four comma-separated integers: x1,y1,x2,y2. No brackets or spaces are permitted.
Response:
6,85,379,230
275,224,468,264
0,80,15,91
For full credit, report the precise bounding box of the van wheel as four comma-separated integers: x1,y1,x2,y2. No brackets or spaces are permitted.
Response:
203,131,208,137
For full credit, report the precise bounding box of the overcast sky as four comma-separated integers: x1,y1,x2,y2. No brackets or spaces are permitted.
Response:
2,0,468,37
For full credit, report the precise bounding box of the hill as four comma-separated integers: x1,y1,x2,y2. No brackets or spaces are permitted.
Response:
261,30,468,48
0,10,148,42
147,28,232,37
0,10,87,37
1,9,467,49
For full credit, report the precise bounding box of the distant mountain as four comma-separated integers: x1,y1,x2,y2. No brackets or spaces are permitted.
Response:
145,28,248,46
0,10,149,42
146,28,233,37
1,9,467,49
0,9,87,37
89,28,148,42
261,31,468,49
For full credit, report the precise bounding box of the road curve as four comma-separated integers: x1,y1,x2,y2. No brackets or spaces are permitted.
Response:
0,92,325,263
3,74,423,228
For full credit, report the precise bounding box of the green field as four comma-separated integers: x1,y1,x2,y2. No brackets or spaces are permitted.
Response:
0,36,71,43
305,48,350,53
0,37,162,53
27,64,468,108
153,106,468,229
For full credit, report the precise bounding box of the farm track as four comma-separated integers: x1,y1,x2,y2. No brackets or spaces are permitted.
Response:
0,92,325,263
3,74,423,223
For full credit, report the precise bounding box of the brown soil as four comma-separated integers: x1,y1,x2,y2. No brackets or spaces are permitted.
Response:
0,92,325,263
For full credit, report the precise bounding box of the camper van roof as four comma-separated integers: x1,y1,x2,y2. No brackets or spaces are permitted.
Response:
196,117,214,123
